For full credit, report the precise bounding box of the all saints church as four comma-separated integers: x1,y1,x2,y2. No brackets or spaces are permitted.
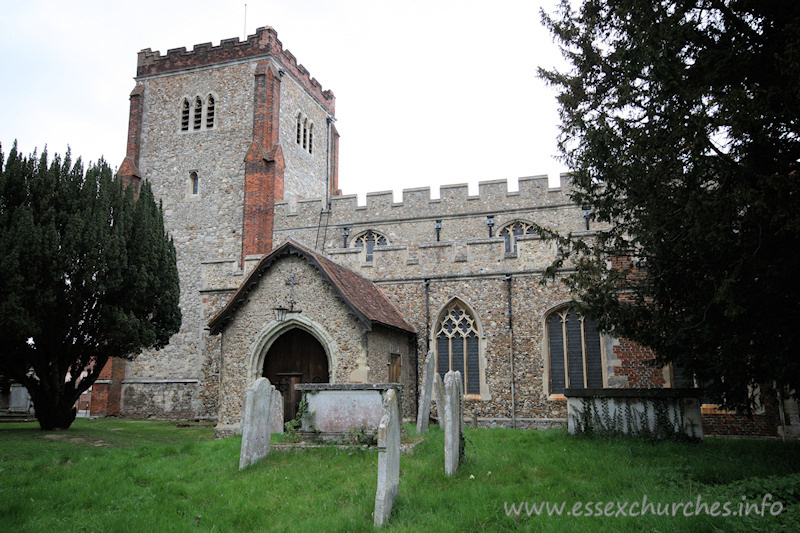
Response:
86,26,784,438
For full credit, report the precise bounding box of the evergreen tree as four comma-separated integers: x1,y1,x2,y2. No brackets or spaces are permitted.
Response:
539,1,800,409
0,143,181,429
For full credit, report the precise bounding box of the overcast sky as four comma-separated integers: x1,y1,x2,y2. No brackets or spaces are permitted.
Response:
0,0,569,202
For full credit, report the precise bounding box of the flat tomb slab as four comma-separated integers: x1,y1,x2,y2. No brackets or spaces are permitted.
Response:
295,383,403,435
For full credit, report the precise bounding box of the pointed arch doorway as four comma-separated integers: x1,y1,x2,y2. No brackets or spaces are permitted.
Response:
262,328,330,423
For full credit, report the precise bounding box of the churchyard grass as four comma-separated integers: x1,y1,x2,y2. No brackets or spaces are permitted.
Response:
1,418,799,532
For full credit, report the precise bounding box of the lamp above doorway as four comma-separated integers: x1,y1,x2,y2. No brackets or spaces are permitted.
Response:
273,273,302,322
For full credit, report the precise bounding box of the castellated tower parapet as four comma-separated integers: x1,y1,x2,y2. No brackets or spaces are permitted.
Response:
136,26,335,114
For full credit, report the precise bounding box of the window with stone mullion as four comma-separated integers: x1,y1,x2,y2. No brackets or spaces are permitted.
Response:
353,231,387,262
547,306,603,394
435,301,480,395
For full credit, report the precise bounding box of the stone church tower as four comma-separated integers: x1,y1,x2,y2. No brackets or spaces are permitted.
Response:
91,26,339,419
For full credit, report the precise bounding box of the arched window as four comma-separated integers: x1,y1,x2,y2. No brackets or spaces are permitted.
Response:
436,300,481,395
296,113,302,144
546,305,604,394
500,221,537,253
193,97,203,130
181,99,190,131
308,123,313,154
205,95,215,129
302,118,308,149
353,230,387,263
190,171,199,195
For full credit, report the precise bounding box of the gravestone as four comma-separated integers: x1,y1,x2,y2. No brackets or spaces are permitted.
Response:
271,388,284,434
443,371,464,476
416,351,435,434
239,377,275,470
374,388,400,528
433,372,445,420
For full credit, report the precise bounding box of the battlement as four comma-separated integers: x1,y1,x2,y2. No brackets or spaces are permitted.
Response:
199,232,594,294
275,174,574,230
137,26,335,114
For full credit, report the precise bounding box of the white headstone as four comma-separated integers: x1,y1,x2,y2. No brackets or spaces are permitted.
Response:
443,371,464,476
239,377,275,470
374,388,401,528
416,351,435,434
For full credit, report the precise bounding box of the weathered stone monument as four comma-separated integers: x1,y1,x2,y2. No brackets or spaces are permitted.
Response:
443,371,464,476
416,351,435,434
433,372,445,421
374,388,401,528
271,388,284,434
239,378,275,470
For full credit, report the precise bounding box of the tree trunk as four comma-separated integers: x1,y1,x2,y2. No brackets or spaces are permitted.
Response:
30,388,78,431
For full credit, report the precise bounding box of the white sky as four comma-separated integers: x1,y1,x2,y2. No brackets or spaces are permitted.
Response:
0,0,568,202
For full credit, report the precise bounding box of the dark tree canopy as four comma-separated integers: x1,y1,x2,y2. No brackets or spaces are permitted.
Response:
0,143,181,429
539,1,800,409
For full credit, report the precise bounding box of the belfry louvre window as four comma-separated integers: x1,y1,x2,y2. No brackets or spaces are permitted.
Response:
308,124,313,154
500,221,537,253
181,99,190,131
193,97,203,130
296,113,302,144
436,300,480,395
353,230,387,262
205,95,215,129
547,306,603,394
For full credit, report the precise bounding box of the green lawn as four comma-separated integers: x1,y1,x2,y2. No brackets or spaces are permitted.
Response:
1,418,798,532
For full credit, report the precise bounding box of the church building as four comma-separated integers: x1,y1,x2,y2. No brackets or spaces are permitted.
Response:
87,26,789,438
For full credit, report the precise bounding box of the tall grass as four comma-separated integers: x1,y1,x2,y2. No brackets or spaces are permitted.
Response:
1,419,798,531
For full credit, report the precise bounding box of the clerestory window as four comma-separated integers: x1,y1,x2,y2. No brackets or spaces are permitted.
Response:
500,221,537,253
353,230,388,263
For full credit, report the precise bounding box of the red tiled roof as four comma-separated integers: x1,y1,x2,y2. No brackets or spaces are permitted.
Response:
207,238,415,336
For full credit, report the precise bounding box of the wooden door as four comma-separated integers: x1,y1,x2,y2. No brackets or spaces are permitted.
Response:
388,353,401,383
263,328,329,423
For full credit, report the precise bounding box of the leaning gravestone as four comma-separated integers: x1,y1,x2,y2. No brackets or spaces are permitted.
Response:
443,371,464,476
433,372,445,420
416,351,436,434
239,377,275,470
374,388,401,528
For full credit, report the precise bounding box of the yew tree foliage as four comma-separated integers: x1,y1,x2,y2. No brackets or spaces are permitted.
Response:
539,1,800,409
0,143,181,429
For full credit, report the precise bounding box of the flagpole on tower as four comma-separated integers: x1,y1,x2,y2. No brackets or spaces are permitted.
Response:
243,4,247,40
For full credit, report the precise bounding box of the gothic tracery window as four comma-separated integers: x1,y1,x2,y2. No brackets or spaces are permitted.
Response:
546,305,604,395
353,230,387,263
436,300,481,395
500,221,537,253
